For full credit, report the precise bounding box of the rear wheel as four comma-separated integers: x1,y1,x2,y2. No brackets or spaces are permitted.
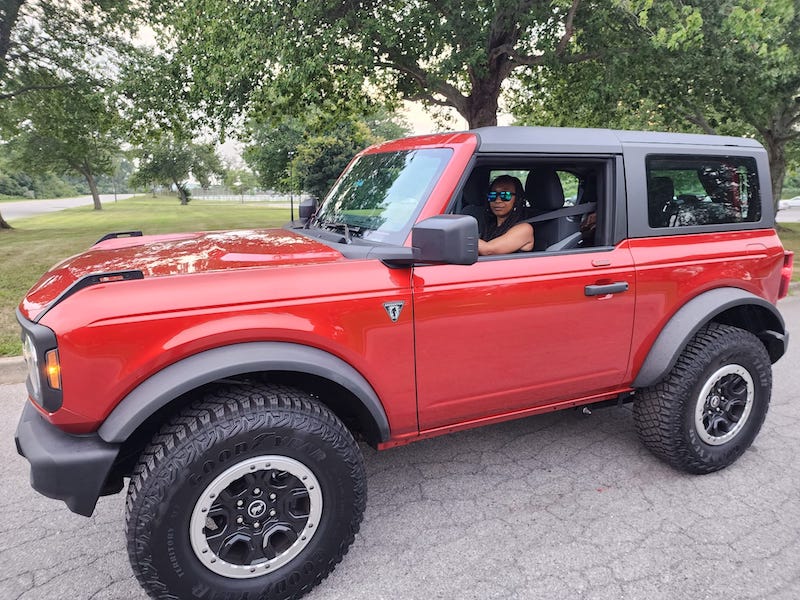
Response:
126,383,366,600
634,323,772,474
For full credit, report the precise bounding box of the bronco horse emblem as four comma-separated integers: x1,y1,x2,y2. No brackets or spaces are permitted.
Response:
383,301,405,323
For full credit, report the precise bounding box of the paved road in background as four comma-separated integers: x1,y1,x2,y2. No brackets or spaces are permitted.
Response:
777,206,800,223
2,195,135,221
2,298,799,600
2,195,295,221
4,196,799,223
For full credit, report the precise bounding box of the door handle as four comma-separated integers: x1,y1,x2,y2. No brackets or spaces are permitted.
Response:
584,282,629,297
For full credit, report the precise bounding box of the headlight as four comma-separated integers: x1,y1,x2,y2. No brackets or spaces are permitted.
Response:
17,309,62,412
22,334,42,402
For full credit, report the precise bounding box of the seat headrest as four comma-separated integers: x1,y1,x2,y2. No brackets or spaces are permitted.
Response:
526,169,565,212
462,170,488,207
649,176,674,200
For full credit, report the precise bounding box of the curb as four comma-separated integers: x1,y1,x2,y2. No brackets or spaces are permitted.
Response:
0,356,26,385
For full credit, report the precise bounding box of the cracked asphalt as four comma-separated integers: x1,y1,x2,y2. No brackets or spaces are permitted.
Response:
2,297,799,600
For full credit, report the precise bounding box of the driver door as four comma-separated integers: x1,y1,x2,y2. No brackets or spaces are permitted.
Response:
412,247,636,431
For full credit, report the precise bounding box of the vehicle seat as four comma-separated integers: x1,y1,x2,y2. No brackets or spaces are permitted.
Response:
525,169,579,251
648,176,675,227
458,169,488,233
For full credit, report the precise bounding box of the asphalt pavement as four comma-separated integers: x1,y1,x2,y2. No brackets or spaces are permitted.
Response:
776,206,800,223
1,195,135,221
2,297,799,600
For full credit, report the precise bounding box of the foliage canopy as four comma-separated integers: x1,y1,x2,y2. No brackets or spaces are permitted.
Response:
130,136,225,205
153,0,645,129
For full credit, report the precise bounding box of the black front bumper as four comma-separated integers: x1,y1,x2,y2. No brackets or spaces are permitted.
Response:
15,402,121,517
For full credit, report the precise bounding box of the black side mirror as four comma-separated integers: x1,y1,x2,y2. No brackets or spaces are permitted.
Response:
412,215,478,265
299,198,318,223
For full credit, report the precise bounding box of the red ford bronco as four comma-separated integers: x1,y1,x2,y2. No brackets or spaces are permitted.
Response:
15,127,792,599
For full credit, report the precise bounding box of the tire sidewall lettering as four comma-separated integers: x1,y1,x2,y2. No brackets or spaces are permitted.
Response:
188,430,328,487
158,441,335,588
635,323,773,474
681,334,770,466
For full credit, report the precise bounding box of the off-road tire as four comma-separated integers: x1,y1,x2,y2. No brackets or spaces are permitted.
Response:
125,383,366,600
634,323,772,474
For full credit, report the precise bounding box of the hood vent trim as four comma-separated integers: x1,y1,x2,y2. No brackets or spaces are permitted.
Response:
34,270,145,323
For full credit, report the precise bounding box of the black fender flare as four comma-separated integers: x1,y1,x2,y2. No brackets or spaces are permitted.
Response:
632,287,787,388
98,342,391,444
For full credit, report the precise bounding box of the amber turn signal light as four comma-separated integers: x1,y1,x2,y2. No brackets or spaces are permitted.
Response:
45,349,61,390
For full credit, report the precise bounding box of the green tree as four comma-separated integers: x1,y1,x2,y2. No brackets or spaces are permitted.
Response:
516,0,800,205
242,118,305,193
192,143,225,192
117,49,197,143
131,137,224,205
0,1,138,99
0,0,141,228
293,131,366,201
154,0,642,130
224,169,259,196
5,76,120,209
244,112,409,200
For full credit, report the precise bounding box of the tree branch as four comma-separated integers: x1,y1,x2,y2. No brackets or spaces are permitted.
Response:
376,59,468,114
404,91,454,108
681,109,717,135
555,0,582,57
511,50,599,66
0,82,71,100
508,1,599,67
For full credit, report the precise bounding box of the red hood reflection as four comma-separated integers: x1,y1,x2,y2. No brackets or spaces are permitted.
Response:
21,229,343,319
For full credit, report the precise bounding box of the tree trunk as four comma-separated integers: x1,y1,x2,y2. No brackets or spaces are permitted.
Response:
465,92,500,129
0,0,25,75
83,166,103,210
463,73,505,129
0,209,12,230
174,178,188,205
762,131,786,212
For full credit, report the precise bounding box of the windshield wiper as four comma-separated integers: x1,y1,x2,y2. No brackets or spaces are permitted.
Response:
316,220,365,243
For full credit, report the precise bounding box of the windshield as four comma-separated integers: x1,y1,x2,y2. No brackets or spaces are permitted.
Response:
313,148,453,244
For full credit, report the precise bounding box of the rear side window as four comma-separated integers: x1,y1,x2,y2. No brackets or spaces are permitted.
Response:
646,155,761,228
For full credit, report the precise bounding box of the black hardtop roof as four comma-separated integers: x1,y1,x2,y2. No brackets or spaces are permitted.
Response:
471,126,763,154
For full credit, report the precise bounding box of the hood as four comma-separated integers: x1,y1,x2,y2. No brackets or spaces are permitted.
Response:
20,229,343,320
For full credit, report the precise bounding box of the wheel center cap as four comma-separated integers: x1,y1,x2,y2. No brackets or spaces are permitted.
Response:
709,395,721,409
247,500,267,518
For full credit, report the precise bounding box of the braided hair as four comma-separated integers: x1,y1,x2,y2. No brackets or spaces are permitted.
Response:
481,175,527,241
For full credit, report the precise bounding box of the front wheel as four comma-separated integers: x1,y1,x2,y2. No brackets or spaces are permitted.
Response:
126,384,366,600
634,323,772,474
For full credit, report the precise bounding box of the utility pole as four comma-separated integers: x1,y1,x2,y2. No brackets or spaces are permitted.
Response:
288,151,295,222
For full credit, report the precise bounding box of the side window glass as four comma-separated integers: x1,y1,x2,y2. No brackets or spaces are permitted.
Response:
646,155,761,228
456,163,606,254
558,171,579,206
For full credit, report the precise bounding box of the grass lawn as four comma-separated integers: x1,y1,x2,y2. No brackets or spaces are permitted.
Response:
1,199,798,357
778,222,800,282
0,196,289,356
